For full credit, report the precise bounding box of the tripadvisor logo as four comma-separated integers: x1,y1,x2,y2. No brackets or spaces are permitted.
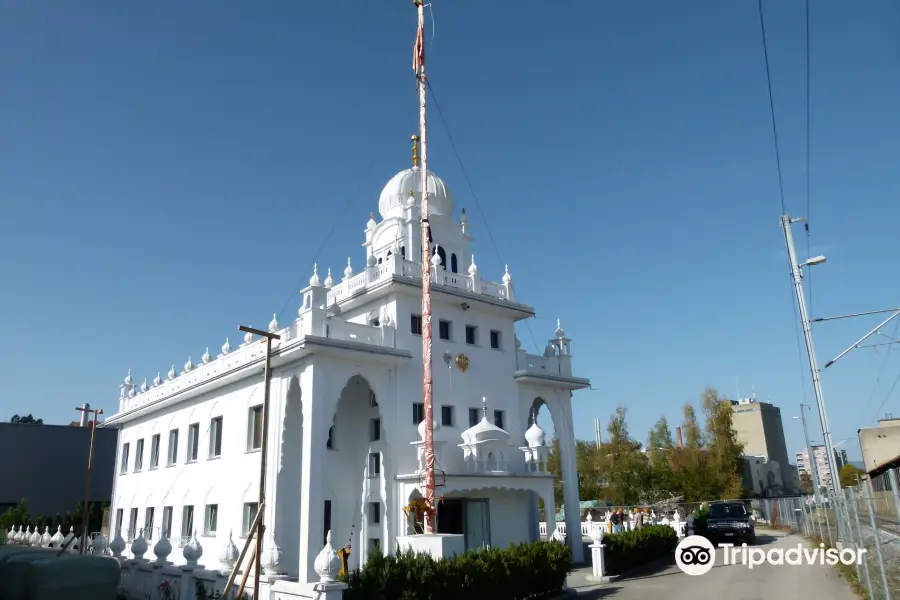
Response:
675,535,866,576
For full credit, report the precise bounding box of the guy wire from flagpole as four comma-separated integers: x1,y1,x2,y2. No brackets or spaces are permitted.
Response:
414,0,437,534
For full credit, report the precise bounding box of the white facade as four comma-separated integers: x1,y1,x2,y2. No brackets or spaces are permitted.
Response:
102,162,590,583
796,445,847,490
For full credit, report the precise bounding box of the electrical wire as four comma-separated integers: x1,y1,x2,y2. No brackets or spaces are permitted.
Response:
426,79,542,353
759,0,809,409
272,156,377,324
757,0,788,216
866,318,900,421
804,0,814,316
871,369,900,425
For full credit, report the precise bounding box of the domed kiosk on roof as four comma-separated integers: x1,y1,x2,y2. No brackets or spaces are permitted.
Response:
520,410,552,474
459,398,512,473
378,166,455,221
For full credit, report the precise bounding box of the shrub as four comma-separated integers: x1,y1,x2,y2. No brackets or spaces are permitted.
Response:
344,540,571,600
691,505,710,536
602,525,678,575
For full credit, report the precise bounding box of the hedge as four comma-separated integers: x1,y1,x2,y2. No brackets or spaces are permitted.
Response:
691,505,710,536
343,540,571,600
602,525,678,575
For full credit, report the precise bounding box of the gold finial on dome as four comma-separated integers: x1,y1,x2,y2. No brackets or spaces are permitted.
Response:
411,134,420,168
370,212,374,219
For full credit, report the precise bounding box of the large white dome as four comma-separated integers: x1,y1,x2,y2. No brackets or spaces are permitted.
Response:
378,167,455,219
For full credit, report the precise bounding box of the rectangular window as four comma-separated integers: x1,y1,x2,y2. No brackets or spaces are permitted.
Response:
369,502,381,525
248,406,263,450
370,418,381,442
441,405,454,427
144,507,155,540
242,503,259,537
412,403,425,425
134,439,144,471
368,452,381,478
120,443,130,474
410,314,423,335
469,408,480,427
115,508,124,537
187,423,200,462
161,506,173,539
181,506,194,546
439,319,451,340
494,410,505,430
490,330,501,350
128,508,138,541
167,429,179,465
150,434,160,469
209,416,223,458
465,325,477,345
204,504,218,536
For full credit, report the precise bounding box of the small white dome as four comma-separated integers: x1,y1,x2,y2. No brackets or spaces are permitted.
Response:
461,415,509,446
378,167,454,219
417,418,454,442
525,420,546,448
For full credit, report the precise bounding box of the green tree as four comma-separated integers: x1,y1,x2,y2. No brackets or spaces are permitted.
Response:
0,499,30,531
9,414,43,425
839,464,864,488
701,388,746,499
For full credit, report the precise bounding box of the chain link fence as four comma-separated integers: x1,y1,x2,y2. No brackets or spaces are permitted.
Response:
750,470,900,600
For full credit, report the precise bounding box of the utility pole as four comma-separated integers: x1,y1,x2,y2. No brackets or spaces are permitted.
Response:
76,404,103,554
798,403,821,504
781,214,845,541
238,325,280,600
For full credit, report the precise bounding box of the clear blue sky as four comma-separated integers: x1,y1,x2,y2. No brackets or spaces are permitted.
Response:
2,1,898,466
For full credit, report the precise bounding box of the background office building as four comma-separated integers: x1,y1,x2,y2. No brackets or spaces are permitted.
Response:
728,396,798,494
796,444,847,491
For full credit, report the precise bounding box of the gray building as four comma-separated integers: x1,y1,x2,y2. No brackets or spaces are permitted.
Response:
0,420,118,517
728,397,797,493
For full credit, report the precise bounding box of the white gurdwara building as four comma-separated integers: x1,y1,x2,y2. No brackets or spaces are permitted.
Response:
103,153,590,582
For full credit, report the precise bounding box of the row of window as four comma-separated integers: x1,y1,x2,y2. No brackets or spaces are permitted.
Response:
120,406,265,474
410,316,502,350
412,402,505,430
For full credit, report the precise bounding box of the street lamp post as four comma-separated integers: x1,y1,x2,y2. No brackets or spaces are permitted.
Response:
781,214,846,541
238,325,280,600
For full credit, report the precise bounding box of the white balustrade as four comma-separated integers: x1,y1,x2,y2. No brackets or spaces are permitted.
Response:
538,518,688,539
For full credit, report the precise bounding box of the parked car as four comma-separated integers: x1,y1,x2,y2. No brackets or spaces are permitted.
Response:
705,501,756,545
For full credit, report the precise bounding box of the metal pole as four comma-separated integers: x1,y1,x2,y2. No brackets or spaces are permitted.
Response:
799,403,822,504
254,335,274,600
865,478,892,600
889,469,900,529
77,406,103,554
781,214,845,541
413,0,436,534
849,487,874,599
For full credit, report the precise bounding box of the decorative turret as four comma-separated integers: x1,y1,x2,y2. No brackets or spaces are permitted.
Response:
520,408,552,473
459,397,512,473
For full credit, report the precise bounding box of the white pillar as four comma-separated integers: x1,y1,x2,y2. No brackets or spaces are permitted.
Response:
590,542,606,578
299,365,328,583
556,399,584,562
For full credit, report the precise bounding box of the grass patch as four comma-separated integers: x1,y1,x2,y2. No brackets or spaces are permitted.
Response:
805,534,867,599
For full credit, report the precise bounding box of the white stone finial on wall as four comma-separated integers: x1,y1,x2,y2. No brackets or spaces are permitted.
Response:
244,330,253,345
264,539,283,575
344,257,353,280
124,369,133,387
323,268,334,288
431,250,442,268
41,526,52,547
153,372,162,387
367,252,377,268
183,531,203,566
202,347,212,364
153,535,172,563
269,313,280,332
184,357,194,373
314,531,342,583
93,532,109,555
131,530,148,560
109,531,126,558
555,319,565,339
168,365,177,380
502,264,512,284
468,254,478,277
219,530,239,570
309,263,322,287
140,378,148,393
128,385,136,398
367,212,377,230
222,337,231,355
50,525,64,548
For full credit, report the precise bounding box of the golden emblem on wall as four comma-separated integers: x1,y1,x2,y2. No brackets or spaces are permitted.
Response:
456,354,470,372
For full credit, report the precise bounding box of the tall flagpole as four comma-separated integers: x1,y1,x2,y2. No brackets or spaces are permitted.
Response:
413,0,436,534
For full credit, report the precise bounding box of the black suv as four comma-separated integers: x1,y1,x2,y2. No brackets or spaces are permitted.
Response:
705,501,756,545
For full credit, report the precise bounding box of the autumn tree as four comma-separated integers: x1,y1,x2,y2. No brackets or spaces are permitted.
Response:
799,473,814,495
701,387,746,498
839,464,864,488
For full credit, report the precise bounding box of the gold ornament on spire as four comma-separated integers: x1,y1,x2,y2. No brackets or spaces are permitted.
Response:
411,134,421,168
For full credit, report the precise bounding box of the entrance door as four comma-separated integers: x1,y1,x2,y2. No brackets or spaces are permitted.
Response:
464,499,490,551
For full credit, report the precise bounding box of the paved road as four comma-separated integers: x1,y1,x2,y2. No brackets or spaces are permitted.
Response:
567,531,858,600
